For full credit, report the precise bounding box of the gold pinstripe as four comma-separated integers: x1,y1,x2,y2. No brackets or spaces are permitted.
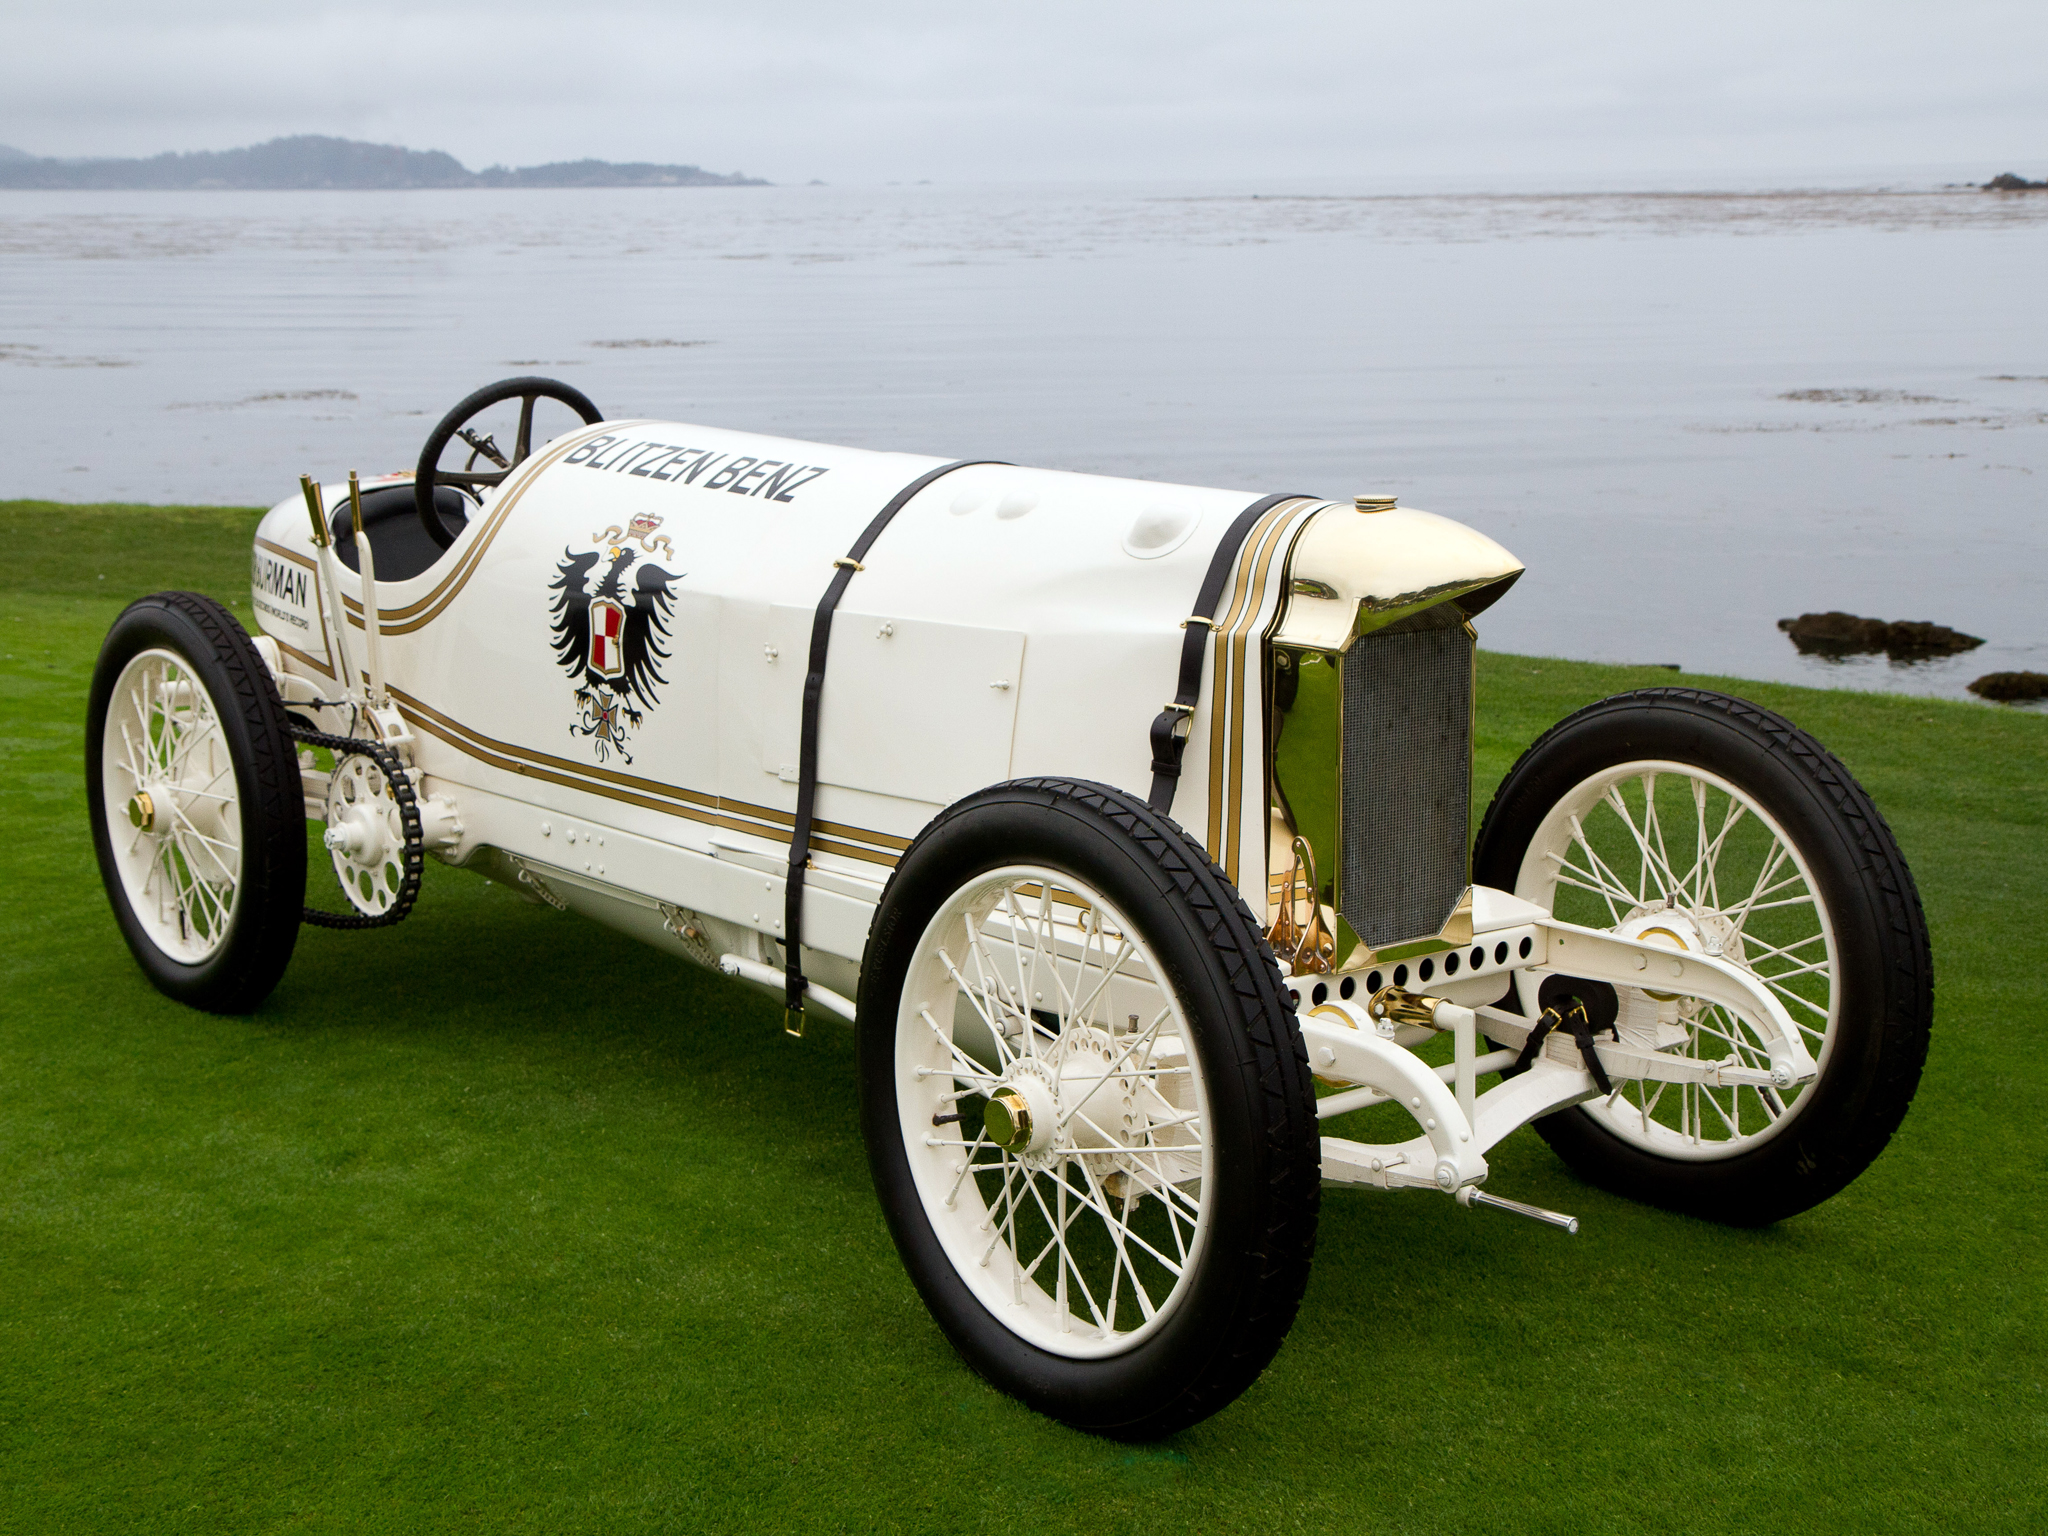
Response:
307,419,921,868
1218,507,1309,884
1204,499,1319,882
1203,521,1267,854
338,421,635,634
1222,509,1304,885
389,686,908,868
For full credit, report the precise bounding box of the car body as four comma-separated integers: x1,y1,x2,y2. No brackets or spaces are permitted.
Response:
250,419,1523,1008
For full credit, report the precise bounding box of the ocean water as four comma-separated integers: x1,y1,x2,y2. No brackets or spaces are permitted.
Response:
2,179,2044,701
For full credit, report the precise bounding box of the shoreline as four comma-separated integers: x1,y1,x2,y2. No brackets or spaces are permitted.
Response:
5,496,2041,716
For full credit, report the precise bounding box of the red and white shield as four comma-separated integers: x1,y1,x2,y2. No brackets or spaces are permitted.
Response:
589,597,627,679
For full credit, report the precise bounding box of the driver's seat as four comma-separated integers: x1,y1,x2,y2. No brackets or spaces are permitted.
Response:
330,483,472,582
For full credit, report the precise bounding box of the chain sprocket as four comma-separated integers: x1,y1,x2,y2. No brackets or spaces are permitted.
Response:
291,725,424,929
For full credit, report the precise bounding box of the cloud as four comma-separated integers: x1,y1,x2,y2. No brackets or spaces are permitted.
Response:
3,1,2046,184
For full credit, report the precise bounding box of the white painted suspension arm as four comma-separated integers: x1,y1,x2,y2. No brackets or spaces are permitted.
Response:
1532,918,1817,1084
1297,1015,1489,1193
1301,905,1818,1194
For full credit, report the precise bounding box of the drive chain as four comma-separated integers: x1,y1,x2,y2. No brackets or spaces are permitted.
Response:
290,724,425,929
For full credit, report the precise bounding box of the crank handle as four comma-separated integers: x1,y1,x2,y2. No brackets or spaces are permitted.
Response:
1457,1186,1579,1234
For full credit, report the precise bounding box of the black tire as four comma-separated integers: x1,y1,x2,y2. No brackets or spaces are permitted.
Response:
857,778,1320,1438
86,592,306,1012
1473,688,1932,1225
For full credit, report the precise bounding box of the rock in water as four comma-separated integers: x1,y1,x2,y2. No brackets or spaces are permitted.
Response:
1968,672,2048,702
1883,621,1987,659
1778,613,1887,654
1778,612,1984,660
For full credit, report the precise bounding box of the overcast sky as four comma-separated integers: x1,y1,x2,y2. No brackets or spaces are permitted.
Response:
4,1,2044,187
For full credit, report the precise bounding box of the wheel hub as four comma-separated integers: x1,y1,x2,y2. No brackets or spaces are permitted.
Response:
126,790,156,833
985,1063,1058,1164
1616,904,1744,1001
322,805,387,861
1057,1025,1145,1160
321,753,406,915
1618,905,1701,951
1617,903,1738,959
981,1028,1158,1183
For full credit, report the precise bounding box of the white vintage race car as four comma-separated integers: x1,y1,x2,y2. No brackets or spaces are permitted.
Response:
86,377,1933,1437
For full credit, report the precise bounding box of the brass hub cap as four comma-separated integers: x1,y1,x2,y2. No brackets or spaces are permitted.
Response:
126,791,156,833
983,1088,1033,1152
981,1065,1060,1167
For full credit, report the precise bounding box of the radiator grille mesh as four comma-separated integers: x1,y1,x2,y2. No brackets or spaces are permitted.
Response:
1338,612,1473,948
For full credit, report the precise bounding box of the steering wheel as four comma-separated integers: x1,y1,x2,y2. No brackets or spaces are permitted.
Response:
415,376,604,548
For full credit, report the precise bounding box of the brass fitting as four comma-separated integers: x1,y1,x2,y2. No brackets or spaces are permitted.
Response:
126,791,156,833
983,1088,1034,1153
299,474,329,548
1367,985,1444,1029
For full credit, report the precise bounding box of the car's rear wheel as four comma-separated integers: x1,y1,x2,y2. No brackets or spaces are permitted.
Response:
87,592,306,1012
858,778,1319,1438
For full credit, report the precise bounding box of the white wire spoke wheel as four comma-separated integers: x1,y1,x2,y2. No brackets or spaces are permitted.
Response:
1474,689,1931,1225
859,779,1318,1439
900,864,1208,1357
87,593,306,1013
99,646,244,962
1524,761,1834,1158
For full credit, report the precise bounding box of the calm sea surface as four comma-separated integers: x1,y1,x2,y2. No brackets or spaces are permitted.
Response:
3,180,2044,701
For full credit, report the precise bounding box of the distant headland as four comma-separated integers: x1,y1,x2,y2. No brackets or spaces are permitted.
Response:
0,135,766,190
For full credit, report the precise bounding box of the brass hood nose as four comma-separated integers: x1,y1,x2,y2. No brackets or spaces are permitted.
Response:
1273,502,1524,653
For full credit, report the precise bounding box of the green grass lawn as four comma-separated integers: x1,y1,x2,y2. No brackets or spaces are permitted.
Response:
1,500,2043,1534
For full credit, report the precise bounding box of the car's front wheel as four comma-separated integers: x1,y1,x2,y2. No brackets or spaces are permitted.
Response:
1473,688,1932,1225
858,778,1320,1439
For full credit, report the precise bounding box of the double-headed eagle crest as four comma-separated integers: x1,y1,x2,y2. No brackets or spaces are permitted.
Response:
547,515,680,763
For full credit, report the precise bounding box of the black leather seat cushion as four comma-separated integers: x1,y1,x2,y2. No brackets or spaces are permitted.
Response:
330,484,471,583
